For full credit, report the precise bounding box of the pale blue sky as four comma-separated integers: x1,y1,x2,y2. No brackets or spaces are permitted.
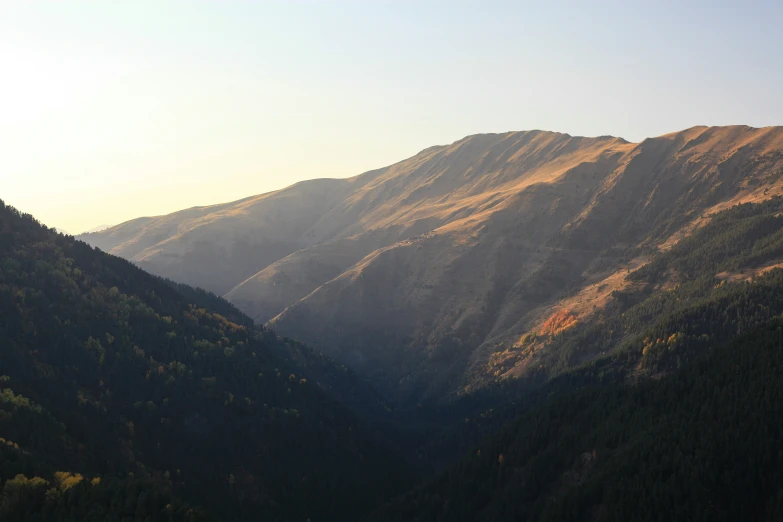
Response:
1,0,781,233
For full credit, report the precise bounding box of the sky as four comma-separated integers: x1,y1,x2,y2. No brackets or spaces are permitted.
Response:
1,1,782,234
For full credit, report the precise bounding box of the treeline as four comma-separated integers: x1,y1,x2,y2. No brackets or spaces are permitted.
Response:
633,196,783,282
1,471,208,522
532,197,783,377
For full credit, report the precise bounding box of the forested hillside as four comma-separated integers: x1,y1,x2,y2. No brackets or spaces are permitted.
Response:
369,316,783,522
0,199,413,521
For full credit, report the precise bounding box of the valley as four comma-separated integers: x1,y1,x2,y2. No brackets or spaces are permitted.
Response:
7,127,783,522
6,3,783,520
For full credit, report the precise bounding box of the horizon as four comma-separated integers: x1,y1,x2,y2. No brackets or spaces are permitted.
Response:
2,0,782,233
31,123,772,235
6,123,779,235
52,123,782,234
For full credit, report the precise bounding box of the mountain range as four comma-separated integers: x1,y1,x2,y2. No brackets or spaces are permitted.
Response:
80,125,783,402
6,124,783,520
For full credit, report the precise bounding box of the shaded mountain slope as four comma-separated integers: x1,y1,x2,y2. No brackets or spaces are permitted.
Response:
81,126,783,401
367,315,783,522
267,126,783,400
81,131,622,297
364,196,783,477
0,199,413,521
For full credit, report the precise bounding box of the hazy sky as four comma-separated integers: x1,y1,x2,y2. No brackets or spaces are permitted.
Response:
2,1,782,233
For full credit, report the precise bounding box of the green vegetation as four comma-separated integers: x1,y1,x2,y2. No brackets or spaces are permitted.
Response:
0,199,413,521
633,197,783,282
369,317,783,521
523,197,783,377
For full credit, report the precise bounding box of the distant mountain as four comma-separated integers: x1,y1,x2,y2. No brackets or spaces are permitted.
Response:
80,125,783,402
0,199,412,521
81,223,113,234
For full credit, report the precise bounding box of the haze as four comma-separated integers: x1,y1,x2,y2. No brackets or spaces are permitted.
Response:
1,0,781,234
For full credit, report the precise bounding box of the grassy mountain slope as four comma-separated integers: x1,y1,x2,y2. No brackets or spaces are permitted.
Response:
81,126,783,402
267,125,783,401
479,195,783,382
359,195,783,480
370,195,783,516
0,199,413,521
404,197,783,460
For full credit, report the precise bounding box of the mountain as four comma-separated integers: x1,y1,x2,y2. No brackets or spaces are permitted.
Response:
80,224,113,234
367,195,783,520
395,194,783,475
79,125,783,402
0,199,413,521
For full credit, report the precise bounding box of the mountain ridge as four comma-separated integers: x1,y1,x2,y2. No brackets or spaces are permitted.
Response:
79,128,637,298
80,125,783,401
